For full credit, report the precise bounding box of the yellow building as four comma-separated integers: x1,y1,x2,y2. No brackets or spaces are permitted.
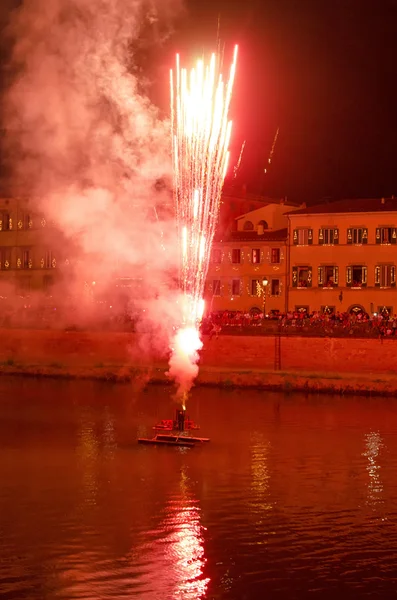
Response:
0,197,69,295
287,197,397,316
205,202,295,314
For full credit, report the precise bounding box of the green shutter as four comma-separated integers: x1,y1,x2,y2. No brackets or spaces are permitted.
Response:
334,228,339,245
293,229,298,245
308,229,313,245
392,228,397,244
362,228,368,244
292,266,298,287
318,266,323,287
318,228,324,245
333,266,339,286
307,267,312,288
362,266,368,287
346,266,352,287
375,266,381,287
391,266,396,287
347,228,353,244
376,228,381,244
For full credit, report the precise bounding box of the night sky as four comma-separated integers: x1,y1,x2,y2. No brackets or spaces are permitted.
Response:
1,0,397,203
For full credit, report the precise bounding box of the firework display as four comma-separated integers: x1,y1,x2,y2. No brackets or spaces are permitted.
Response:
171,46,238,327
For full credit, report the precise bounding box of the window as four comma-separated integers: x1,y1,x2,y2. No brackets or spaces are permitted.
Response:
318,265,339,287
243,220,254,231
0,248,11,270
375,265,396,288
271,248,280,264
376,227,397,245
251,248,260,264
251,279,260,296
257,220,268,230
232,249,241,264
232,279,241,296
213,280,221,296
22,249,31,269
346,265,367,288
321,306,335,315
292,266,312,288
319,228,338,245
212,248,222,263
0,212,12,231
378,306,393,317
271,279,280,296
347,227,368,245
293,228,313,246
44,250,54,269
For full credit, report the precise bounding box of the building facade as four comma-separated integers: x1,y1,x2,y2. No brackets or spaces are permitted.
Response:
205,202,294,314
0,197,70,295
287,198,397,316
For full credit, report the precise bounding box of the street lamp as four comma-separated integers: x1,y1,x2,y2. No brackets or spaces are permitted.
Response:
262,276,269,319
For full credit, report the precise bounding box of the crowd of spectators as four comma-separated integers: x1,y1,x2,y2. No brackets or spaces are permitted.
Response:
202,309,397,338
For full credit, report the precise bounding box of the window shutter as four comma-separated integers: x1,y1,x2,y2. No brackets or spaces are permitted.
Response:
307,267,312,288
376,228,381,244
347,228,353,244
346,266,352,287
333,228,339,245
318,228,324,245
308,229,313,245
293,229,298,245
362,228,368,244
292,266,298,287
375,266,381,287
392,228,397,244
333,266,339,286
317,266,323,287
362,266,368,287
391,266,396,287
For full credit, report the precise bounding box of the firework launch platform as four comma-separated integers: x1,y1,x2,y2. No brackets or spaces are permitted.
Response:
138,433,210,448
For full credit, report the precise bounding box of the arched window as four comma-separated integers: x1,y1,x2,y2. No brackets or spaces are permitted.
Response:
243,220,254,231
257,220,268,230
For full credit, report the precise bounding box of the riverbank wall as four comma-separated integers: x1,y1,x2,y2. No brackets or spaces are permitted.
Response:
0,329,396,396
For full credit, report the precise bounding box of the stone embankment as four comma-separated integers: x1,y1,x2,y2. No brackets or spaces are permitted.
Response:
0,329,396,396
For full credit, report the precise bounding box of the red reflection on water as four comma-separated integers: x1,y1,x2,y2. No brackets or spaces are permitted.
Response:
163,499,210,599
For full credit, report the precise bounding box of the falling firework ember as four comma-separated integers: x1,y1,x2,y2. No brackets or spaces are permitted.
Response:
168,46,238,399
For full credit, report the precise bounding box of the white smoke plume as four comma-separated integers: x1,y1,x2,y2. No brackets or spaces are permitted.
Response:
2,0,191,364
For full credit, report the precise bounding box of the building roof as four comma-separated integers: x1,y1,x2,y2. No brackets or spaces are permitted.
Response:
216,228,288,243
286,197,397,216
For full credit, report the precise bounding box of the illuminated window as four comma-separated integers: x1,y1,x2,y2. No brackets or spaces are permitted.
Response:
293,228,313,246
0,212,11,231
318,265,339,287
213,280,221,296
0,248,11,270
319,228,338,245
232,279,241,295
232,249,241,264
44,250,53,269
271,248,280,264
251,279,259,296
271,279,280,296
346,265,367,288
375,265,396,288
252,248,260,264
380,227,395,244
22,249,31,269
347,227,368,244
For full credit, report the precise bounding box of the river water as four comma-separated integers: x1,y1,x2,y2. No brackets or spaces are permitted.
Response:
0,377,396,599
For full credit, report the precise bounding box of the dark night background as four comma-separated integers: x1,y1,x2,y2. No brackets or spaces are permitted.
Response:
1,0,397,203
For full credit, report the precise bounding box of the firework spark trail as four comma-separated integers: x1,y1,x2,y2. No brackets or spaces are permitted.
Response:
233,139,246,179
264,126,279,174
168,46,238,400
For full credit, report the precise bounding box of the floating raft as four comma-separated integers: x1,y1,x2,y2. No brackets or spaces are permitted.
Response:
138,433,210,448
153,419,200,432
